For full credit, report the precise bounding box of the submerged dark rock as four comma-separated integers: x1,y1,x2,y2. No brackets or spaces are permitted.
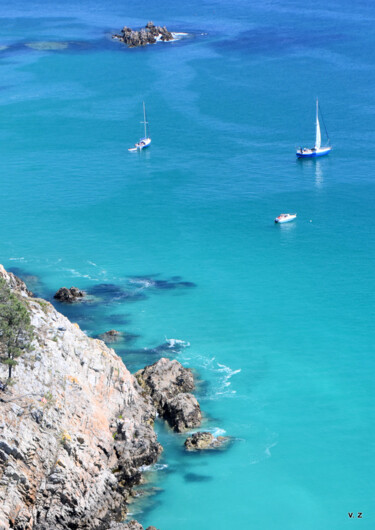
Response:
113,21,173,48
53,286,85,303
98,329,123,343
129,276,196,291
184,431,231,451
88,283,147,303
136,358,201,432
184,472,213,482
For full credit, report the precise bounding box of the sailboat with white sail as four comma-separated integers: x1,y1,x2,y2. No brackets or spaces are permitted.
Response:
128,102,151,152
296,99,332,158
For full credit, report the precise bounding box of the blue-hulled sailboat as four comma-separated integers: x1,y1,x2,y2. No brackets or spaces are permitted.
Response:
296,99,332,158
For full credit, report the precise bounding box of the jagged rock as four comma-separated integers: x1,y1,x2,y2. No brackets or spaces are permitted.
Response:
136,357,194,405
136,358,201,432
164,392,201,432
98,329,123,343
0,264,33,297
113,21,173,48
184,431,231,451
53,286,85,303
0,265,160,530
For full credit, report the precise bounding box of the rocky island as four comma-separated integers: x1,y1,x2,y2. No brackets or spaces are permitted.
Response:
112,22,173,48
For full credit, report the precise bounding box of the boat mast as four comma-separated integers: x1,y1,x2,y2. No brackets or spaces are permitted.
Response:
141,101,148,139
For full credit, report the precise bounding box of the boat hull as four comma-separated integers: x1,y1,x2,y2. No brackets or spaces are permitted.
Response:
128,137,151,152
275,214,297,224
296,146,332,158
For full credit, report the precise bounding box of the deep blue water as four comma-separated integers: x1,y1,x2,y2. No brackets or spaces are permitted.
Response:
1,1,375,528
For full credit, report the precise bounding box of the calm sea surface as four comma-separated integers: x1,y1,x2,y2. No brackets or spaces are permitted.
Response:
1,1,375,528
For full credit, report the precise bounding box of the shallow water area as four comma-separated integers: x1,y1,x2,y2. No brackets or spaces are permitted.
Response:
1,0,375,528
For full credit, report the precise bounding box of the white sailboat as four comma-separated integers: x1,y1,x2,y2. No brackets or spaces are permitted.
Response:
296,99,332,158
128,102,151,152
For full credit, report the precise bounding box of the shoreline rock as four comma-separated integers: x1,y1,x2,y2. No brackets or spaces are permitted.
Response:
136,358,202,432
0,266,160,529
184,431,231,451
113,21,173,48
53,286,85,303
109,521,159,530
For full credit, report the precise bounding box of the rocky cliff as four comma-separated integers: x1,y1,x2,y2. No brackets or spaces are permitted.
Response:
0,265,161,530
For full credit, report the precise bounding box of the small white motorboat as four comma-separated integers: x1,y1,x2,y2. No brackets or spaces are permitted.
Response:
128,102,151,152
274,213,297,224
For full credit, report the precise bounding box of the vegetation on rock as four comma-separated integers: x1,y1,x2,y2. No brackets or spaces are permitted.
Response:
0,278,34,383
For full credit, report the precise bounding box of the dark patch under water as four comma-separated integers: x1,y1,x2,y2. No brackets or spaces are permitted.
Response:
8,266,46,297
87,283,147,303
96,331,140,345
103,313,131,326
128,275,196,291
213,25,346,57
184,472,213,483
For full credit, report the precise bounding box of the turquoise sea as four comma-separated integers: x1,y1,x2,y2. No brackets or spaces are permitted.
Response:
1,1,375,528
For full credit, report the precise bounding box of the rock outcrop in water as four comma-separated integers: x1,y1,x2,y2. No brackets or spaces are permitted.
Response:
53,286,85,303
184,431,231,451
0,265,160,530
112,21,173,48
98,329,123,343
135,358,202,432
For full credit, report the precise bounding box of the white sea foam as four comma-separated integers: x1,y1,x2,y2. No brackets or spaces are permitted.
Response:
155,32,189,43
209,427,227,437
182,354,241,399
139,462,168,472
153,463,168,471
249,441,279,465
9,257,25,261
63,268,99,281
171,32,189,41
165,338,190,349
216,363,241,395
129,278,155,288
264,441,278,458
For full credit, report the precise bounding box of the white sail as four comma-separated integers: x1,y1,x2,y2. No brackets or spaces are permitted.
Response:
315,100,321,149
143,102,147,138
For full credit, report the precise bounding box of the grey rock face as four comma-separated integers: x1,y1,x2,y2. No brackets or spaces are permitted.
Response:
53,286,85,303
0,265,160,530
136,358,201,432
164,393,201,432
113,21,173,48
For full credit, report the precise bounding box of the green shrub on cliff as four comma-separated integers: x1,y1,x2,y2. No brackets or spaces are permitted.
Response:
0,278,34,384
